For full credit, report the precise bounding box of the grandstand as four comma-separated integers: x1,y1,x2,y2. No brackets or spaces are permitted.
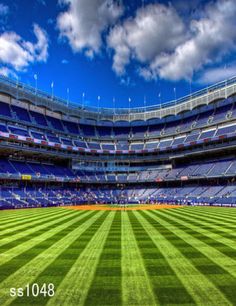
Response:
0,75,236,208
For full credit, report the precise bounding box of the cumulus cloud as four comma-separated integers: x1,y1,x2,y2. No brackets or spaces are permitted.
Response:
0,67,17,78
198,65,236,84
107,3,186,75
57,0,123,58
153,0,236,81
0,24,48,71
107,0,236,82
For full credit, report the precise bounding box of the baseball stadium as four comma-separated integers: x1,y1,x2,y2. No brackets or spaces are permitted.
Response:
0,75,236,305
1,0,236,305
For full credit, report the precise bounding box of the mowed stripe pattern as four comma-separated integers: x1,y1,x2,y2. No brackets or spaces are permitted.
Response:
0,207,236,305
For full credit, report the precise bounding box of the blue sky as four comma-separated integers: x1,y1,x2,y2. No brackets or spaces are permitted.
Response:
0,0,236,108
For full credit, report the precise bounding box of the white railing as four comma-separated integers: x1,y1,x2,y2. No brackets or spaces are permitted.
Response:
0,74,235,121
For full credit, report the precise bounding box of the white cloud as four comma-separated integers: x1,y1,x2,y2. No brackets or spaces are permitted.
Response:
0,24,48,71
153,0,236,81
57,0,123,58
198,65,236,84
0,67,17,78
0,3,8,16
107,3,186,75
107,0,236,82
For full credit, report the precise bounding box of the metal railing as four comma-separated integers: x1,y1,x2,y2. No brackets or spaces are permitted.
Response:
0,74,236,121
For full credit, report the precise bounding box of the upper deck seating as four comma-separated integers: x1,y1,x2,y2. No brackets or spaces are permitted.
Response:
132,126,147,138
11,105,31,122
195,110,214,127
113,127,131,139
80,124,96,137
148,125,162,137
97,126,112,137
212,104,232,123
63,121,79,134
46,116,64,131
30,111,48,126
0,102,11,118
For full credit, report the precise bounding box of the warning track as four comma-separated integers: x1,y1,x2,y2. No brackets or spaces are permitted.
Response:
64,204,182,211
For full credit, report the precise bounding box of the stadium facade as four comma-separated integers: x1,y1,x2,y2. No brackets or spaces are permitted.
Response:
0,75,236,208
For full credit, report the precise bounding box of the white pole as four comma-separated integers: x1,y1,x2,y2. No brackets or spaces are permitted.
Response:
128,97,131,121
16,75,19,100
174,87,177,115
190,80,193,110
159,93,162,119
225,79,227,99
34,74,38,94
144,96,146,121
67,88,69,106
51,81,54,99
97,95,101,110
82,92,85,108
113,97,115,115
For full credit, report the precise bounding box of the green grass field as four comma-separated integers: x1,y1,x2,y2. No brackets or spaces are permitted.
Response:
0,206,236,306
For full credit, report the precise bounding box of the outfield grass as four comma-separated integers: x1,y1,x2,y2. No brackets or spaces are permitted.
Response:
0,206,236,305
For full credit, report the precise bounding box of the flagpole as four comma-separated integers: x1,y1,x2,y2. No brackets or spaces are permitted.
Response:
16,75,19,100
34,74,38,95
67,88,69,107
159,92,162,118
144,96,146,121
189,80,193,110
51,82,54,100
113,97,115,115
82,92,85,108
128,97,131,122
174,87,177,115
224,72,227,99
97,96,101,111
174,87,177,103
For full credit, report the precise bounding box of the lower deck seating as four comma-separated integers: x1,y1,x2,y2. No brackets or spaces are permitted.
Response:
1,184,236,208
